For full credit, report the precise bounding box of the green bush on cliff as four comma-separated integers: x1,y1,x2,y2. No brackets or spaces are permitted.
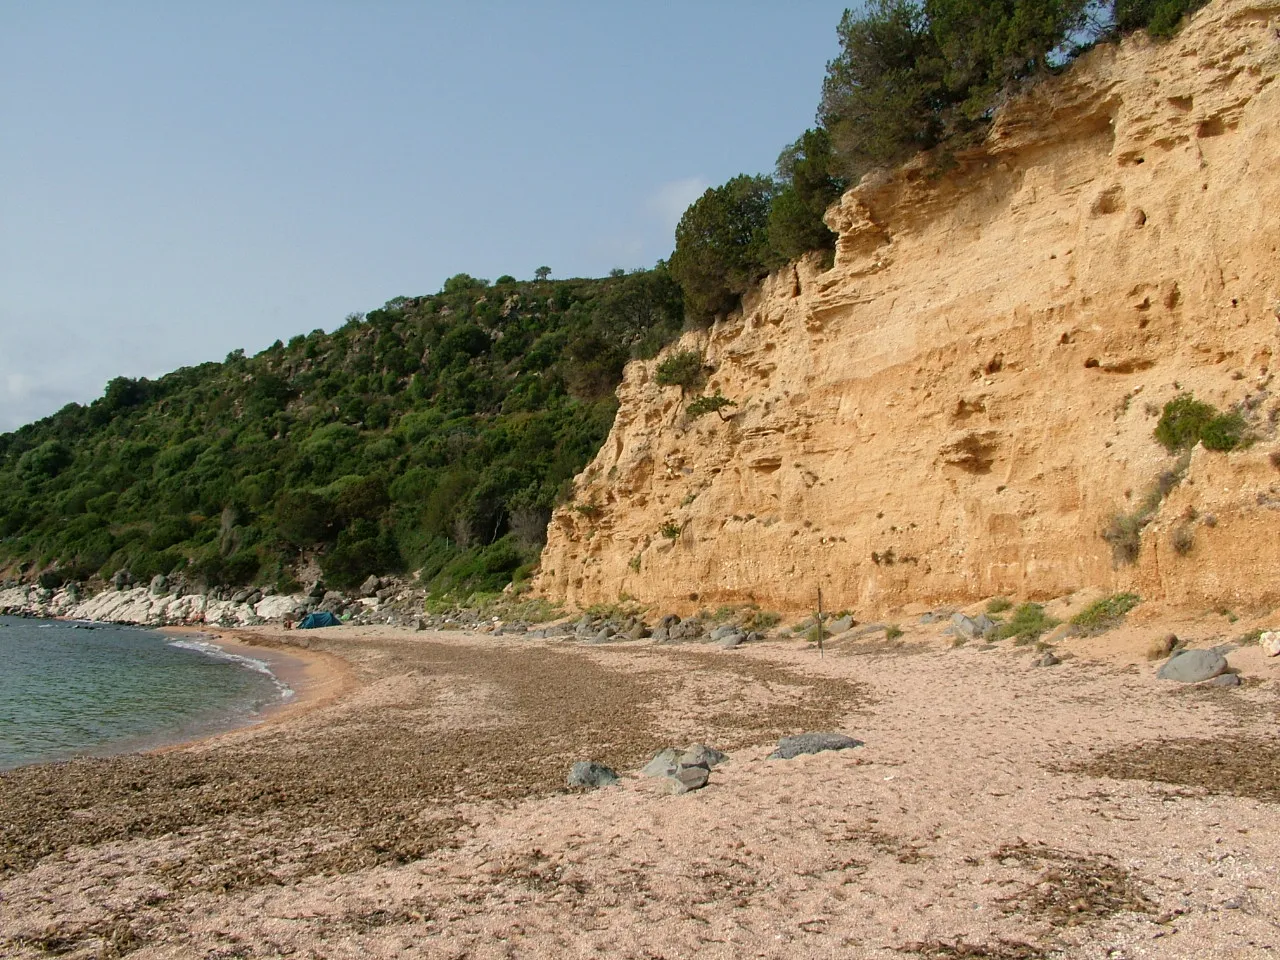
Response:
1155,394,1249,452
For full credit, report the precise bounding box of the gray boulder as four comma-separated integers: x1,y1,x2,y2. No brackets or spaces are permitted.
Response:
848,622,887,639
670,618,706,642
657,613,681,631
650,627,670,643
951,612,996,640
768,732,864,760
665,763,710,795
1034,651,1062,667
307,580,326,599
717,630,746,649
710,624,739,642
1205,673,1241,688
680,744,728,768
640,744,728,786
1157,648,1229,683
360,574,381,597
640,748,682,778
112,569,133,591
828,615,855,634
149,574,168,596
567,761,619,790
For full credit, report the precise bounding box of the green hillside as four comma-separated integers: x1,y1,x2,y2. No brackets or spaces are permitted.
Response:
0,269,682,595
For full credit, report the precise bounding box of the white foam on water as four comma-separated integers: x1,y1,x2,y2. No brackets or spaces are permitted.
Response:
167,638,295,701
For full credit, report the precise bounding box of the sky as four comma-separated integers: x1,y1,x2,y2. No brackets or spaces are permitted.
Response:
0,2,851,432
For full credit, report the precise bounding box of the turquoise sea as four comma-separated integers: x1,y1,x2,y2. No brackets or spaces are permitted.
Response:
0,616,290,770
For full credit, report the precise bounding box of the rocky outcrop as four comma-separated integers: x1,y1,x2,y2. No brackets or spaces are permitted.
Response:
537,0,1280,614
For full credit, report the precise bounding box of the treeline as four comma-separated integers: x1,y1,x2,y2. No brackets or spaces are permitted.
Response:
0,269,682,594
669,0,1209,325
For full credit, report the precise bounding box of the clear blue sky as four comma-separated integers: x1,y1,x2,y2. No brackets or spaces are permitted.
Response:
1,2,850,431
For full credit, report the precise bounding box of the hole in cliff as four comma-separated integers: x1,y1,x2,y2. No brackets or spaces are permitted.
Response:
1196,117,1225,138
1059,332,1072,345
953,398,987,421
985,354,1004,375
1085,357,1100,368
1167,95,1193,111
1091,186,1124,216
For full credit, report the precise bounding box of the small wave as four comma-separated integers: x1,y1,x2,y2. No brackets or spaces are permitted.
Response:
167,639,295,702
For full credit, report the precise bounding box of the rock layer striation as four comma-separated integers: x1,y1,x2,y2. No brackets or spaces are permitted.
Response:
537,0,1280,614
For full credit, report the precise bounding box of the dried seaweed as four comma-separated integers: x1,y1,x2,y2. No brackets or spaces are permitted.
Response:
898,938,1047,959
992,842,1154,927
1065,735,1280,804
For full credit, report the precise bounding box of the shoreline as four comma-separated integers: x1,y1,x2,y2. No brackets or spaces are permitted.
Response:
152,625,359,753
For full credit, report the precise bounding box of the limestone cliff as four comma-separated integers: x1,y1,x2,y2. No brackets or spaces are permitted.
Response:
537,0,1280,615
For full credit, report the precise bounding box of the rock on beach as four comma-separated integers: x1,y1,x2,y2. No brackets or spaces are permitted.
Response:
1156,648,1228,684
768,732,864,760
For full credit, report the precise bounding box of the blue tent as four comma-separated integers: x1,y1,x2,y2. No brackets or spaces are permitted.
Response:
297,611,342,629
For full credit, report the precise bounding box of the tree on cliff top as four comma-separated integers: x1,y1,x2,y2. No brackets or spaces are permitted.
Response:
819,0,1099,181
669,175,776,326
766,127,848,267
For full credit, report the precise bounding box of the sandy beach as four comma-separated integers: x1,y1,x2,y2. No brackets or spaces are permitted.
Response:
2,607,1279,959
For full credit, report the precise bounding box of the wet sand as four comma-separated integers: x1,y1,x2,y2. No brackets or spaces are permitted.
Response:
2,609,1279,959
155,626,357,744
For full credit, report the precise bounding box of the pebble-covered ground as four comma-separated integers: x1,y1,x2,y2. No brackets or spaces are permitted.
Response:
2,615,1279,959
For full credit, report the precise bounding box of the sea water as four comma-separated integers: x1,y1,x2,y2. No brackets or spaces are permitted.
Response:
0,615,290,770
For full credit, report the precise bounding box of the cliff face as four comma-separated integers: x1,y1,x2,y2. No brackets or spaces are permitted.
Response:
537,0,1280,615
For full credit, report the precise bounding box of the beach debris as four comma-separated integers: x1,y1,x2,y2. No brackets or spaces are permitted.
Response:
768,732,864,760
1156,647,1228,683
1261,630,1280,657
566,760,619,790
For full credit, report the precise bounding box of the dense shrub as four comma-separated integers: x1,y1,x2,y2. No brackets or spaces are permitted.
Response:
1155,394,1249,452
654,350,706,394
669,175,776,325
766,129,846,265
1115,0,1208,37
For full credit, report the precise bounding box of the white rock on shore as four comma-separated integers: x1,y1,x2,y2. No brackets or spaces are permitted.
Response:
0,583,308,628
